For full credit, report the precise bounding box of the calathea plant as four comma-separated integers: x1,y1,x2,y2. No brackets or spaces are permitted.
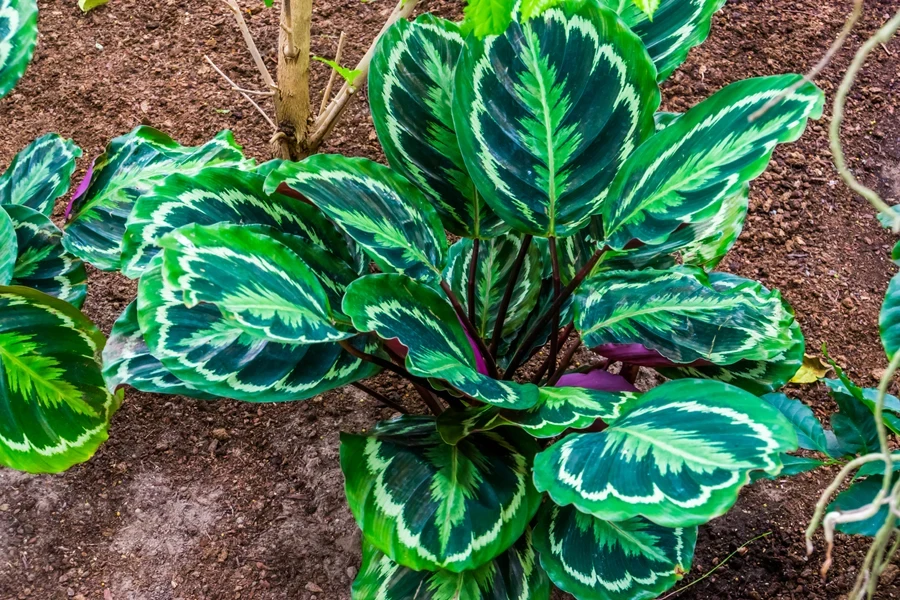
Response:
47,2,826,598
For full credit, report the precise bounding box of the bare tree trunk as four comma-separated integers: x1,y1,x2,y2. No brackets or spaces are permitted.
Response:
273,0,313,160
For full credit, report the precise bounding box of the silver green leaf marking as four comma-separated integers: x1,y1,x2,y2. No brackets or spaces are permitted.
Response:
0,134,82,216
0,0,37,99
533,379,798,527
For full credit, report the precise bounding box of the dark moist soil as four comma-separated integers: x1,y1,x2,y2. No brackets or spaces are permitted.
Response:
2,0,900,598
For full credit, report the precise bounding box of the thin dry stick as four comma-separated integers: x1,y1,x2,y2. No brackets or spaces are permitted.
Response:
749,0,863,122
319,32,347,117
308,0,420,149
220,0,277,90
204,55,277,130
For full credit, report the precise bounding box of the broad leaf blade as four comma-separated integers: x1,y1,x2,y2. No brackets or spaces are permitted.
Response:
136,266,378,401
159,223,352,344
0,134,82,216
370,16,502,238
343,274,540,409
0,207,15,284
880,272,900,359
597,0,726,80
341,416,541,572
444,233,543,341
461,0,516,37
0,286,121,473
63,127,252,271
534,502,696,600
604,76,824,248
828,474,900,536
512,386,641,438
453,4,660,236
103,301,216,398
4,205,88,308
575,268,798,366
265,155,447,283
121,166,360,279
533,379,797,527
825,377,880,455
760,392,828,454
352,530,549,600
0,0,37,99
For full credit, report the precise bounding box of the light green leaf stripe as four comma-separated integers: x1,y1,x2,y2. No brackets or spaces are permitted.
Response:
0,206,15,284
534,502,696,600
0,0,37,99
453,4,659,237
4,204,88,308
880,272,900,359
370,16,503,238
341,416,542,573
533,379,797,527
343,273,540,409
64,127,252,271
444,233,543,341
604,75,824,248
265,154,447,282
102,301,216,398
136,266,379,402
159,223,352,344
596,0,725,80
575,268,798,366
0,286,121,473
121,166,359,279
516,386,642,438
0,134,82,216
352,530,549,600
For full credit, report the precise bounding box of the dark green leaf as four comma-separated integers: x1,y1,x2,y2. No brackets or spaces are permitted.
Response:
760,392,828,453
880,272,900,359
0,0,37,99
828,475,900,537
0,134,82,216
825,378,880,456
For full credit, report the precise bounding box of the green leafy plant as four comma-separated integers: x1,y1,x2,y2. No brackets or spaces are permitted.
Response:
0,0,37,98
35,3,832,597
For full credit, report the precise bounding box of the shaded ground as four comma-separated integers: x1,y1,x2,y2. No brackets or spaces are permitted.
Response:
2,0,900,598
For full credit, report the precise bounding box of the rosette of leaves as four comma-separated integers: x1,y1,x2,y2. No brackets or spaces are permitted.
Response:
64,3,827,598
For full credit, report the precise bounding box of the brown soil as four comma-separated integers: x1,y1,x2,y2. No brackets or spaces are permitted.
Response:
1,0,900,598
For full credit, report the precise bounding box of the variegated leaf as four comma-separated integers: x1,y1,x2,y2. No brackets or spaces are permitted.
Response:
604,76,824,249
658,319,805,395
121,166,361,280
575,268,798,366
136,266,378,402
0,205,15,284
880,272,900,359
352,530,549,600
0,286,121,473
0,134,82,216
453,4,659,237
654,111,682,131
596,0,725,80
102,301,216,398
513,385,641,438
341,415,542,572
158,223,353,344
534,503,696,600
444,233,543,340
0,0,37,99
497,278,574,370
343,273,540,409
533,379,797,527
4,204,87,308
370,16,502,238
63,127,252,271
265,154,447,282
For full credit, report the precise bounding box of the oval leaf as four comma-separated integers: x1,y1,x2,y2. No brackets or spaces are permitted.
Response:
603,75,824,248
534,502,696,600
343,274,540,409
159,223,352,344
352,530,549,600
0,286,121,473
63,127,252,271
533,379,798,527
0,134,82,216
760,392,828,454
136,266,378,402
453,3,659,236
340,415,541,572
575,268,798,366
265,154,447,283
512,386,641,438
370,15,502,238
0,206,15,284
828,474,900,537
4,204,87,308
880,272,900,359
0,0,37,99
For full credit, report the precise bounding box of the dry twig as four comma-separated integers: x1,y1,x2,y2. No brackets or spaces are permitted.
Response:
220,0,277,90
204,55,277,130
